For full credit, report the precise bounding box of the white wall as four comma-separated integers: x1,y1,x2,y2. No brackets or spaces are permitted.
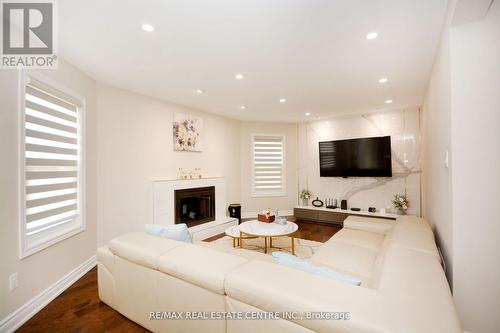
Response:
96,83,241,245
421,25,454,282
449,2,500,332
0,60,97,321
423,1,500,332
239,122,298,216
298,108,421,215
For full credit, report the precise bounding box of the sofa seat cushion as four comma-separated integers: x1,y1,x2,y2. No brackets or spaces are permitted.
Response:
377,247,461,333
379,247,449,294
310,241,377,281
331,228,385,252
158,244,248,295
343,216,396,235
109,232,182,270
196,241,275,263
272,252,362,285
225,261,386,333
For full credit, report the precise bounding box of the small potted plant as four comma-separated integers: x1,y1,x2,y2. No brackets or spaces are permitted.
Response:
392,194,409,215
300,189,312,206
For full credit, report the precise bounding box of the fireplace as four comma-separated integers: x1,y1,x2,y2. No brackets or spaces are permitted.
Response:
154,178,237,241
174,186,215,227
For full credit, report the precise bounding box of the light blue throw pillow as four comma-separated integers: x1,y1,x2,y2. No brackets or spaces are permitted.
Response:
271,252,361,286
144,223,193,243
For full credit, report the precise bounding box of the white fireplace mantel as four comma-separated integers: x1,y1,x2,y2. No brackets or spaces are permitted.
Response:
152,177,236,240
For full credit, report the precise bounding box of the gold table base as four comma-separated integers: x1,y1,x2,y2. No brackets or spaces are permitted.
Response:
238,231,295,256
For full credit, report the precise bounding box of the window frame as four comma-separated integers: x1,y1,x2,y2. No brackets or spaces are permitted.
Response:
19,71,86,259
251,133,286,198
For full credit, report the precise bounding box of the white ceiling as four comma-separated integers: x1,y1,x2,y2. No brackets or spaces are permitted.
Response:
59,0,448,122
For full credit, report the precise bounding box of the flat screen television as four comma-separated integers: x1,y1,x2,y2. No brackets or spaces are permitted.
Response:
319,136,392,177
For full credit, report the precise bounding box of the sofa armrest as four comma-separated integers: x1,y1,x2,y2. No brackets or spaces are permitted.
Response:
97,246,116,307
97,245,115,274
343,216,395,235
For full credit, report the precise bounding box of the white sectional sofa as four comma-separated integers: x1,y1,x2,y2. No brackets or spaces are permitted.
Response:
97,216,461,333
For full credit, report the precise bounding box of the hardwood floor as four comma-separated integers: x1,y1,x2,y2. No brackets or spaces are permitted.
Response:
205,216,341,243
17,267,148,333
292,219,342,242
17,219,339,332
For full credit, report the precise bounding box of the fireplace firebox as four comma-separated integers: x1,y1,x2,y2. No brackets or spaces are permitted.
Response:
174,186,215,227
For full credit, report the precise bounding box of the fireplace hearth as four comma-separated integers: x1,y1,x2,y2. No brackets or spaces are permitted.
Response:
174,186,215,227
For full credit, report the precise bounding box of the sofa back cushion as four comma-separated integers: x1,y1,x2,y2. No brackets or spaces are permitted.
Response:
334,216,440,289
369,216,440,288
343,216,396,235
394,215,433,232
389,216,440,261
109,232,183,269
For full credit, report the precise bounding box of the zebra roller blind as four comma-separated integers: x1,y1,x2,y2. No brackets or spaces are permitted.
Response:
23,79,82,236
252,135,285,196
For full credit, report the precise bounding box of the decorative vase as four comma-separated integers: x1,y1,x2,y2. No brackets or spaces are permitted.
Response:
397,208,407,215
302,198,308,206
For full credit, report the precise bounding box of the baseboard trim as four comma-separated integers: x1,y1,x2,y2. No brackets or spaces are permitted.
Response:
241,210,293,219
0,255,97,333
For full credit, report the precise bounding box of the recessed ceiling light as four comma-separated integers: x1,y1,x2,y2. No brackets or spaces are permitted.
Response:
385,99,393,104
239,105,247,110
305,112,311,116
279,98,286,103
378,77,388,83
235,74,244,80
195,89,205,94
366,32,378,40
142,24,155,32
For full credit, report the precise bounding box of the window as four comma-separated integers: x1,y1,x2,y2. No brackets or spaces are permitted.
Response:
252,135,285,197
20,75,85,258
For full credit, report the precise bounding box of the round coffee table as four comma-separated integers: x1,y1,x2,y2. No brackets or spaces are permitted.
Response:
226,220,298,255
225,225,257,248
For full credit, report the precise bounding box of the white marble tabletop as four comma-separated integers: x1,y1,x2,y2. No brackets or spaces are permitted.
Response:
237,220,298,237
225,225,241,238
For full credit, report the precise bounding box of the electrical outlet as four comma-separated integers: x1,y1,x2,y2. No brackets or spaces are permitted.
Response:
9,273,18,292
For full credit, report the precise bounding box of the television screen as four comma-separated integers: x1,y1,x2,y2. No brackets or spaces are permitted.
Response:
319,136,392,177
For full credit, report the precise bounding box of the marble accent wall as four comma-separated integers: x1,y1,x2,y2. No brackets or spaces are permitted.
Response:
297,108,421,216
